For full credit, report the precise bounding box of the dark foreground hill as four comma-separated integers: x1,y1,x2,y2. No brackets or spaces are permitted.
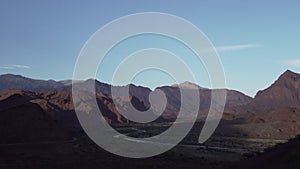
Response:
235,135,300,169
0,91,69,144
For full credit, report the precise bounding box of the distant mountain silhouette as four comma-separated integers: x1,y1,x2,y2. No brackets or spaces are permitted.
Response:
0,73,252,118
171,81,207,89
156,85,252,119
0,74,65,92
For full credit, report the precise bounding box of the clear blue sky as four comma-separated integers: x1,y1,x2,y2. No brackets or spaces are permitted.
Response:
0,0,300,97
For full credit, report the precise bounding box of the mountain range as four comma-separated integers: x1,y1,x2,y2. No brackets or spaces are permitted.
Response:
0,70,300,140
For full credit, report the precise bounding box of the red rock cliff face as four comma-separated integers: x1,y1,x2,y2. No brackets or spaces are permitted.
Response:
252,70,300,111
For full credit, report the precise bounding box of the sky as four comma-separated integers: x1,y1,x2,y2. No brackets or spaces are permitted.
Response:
0,0,300,97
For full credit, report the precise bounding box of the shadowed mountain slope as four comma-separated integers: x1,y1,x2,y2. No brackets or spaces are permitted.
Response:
0,91,69,144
